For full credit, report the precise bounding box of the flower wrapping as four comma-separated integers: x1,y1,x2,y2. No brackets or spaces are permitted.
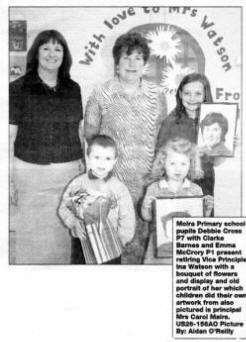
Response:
69,189,123,264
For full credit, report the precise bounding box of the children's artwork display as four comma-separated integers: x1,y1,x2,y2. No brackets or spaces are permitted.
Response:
197,103,238,157
155,196,204,258
9,20,27,52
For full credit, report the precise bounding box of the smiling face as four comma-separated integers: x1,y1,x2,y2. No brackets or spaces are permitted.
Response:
202,122,222,148
117,49,145,84
38,39,64,73
165,150,190,183
88,145,117,179
179,81,205,118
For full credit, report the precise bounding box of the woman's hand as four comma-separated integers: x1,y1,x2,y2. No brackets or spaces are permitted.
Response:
203,195,214,217
72,220,87,241
10,179,18,206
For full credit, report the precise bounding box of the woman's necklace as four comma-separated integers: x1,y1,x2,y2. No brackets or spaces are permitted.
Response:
41,78,58,92
38,71,58,91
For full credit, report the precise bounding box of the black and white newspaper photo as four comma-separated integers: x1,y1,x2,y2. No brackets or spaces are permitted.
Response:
0,1,246,341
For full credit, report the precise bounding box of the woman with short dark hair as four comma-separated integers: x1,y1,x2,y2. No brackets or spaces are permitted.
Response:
10,30,84,264
200,112,232,156
200,112,228,141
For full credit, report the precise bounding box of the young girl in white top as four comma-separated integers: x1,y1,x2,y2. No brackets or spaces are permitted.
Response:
141,137,213,264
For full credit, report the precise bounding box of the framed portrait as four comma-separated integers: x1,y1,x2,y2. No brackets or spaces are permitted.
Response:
197,103,238,157
155,196,204,258
9,20,27,52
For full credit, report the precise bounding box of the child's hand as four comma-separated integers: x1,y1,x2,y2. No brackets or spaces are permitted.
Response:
233,134,240,149
198,146,207,157
67,198,78,214
213,157,226,167
72,220,87,241
141,195,155,221
204,195,214,217
144,195,155,209
67,199,85,220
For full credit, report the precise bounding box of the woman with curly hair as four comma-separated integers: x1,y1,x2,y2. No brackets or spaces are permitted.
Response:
84,31,167,204
84,31,167,263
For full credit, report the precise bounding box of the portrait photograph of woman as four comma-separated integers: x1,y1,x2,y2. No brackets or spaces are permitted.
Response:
197,103,238,157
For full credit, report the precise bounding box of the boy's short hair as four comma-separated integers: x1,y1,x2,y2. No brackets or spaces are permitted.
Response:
87,135,118,157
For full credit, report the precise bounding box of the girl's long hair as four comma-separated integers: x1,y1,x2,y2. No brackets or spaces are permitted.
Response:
175,73,213,120
148,137,204,185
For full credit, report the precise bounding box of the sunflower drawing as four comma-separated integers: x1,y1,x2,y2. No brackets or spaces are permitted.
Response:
161,64,196,94
146,25,182,64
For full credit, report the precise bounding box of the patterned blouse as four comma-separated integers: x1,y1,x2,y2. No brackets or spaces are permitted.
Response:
84,78,167,203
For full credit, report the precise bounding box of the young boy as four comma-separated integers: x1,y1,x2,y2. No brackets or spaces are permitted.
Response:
58,134,135,264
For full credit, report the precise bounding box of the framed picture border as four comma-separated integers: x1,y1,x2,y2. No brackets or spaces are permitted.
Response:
198,102,239,158
154,195,204,259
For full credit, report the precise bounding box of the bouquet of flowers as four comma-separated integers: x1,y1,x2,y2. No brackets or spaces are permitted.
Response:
68,189,123,264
